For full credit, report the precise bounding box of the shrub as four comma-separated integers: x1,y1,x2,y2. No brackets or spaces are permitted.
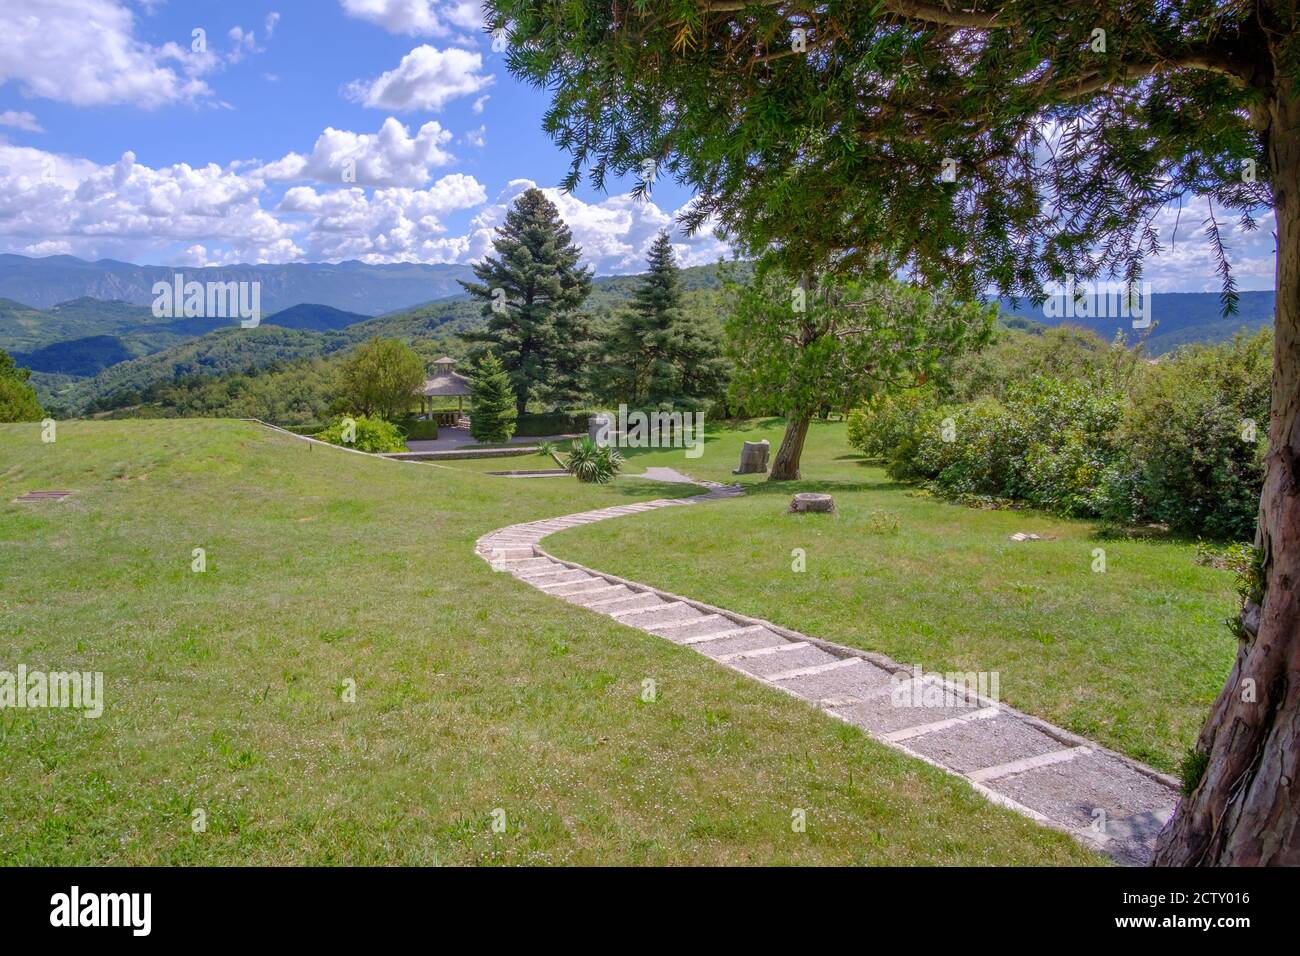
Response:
396,417,439,441
541,437,624,483
514,410,592,436
907,377,1125,517
315,415,407,453
1121,332,1269,539
0,375,45,423
847,389,937,460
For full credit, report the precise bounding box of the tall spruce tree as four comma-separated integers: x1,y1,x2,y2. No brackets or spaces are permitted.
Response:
461,188,593,415
468,351,518,443
599,232,726,408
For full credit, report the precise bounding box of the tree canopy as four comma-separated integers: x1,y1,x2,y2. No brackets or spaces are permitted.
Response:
492,1,1278,308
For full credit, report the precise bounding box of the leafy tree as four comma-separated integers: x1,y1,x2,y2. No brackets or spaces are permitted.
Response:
491,0,1300,866
598,232,727,407
339,338,425,421
460,188,594,414
468,351,519,443
0,348,43,422
726,269,994,479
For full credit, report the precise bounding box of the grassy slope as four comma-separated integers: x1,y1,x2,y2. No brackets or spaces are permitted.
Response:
0,420,1096,865
542,420,1239,774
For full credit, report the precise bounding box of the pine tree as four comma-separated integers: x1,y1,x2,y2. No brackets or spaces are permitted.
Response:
460,188,593,415
598,232,725,408
467,351,518,443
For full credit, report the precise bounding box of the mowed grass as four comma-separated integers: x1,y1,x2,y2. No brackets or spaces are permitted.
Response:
0,419,1099,865
545,419,1239,774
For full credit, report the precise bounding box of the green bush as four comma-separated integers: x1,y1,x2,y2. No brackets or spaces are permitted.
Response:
540,436,625,483
314,415,407,453
396,417,439,440
907,377,1125,518
0,374,45,423
847,390,937,461
1121,332,1269,539
515,411,592,436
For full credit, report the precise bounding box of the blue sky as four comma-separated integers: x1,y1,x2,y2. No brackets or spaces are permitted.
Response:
0,0,1277,289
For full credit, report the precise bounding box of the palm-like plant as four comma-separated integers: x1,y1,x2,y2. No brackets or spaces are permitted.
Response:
540,437,624,484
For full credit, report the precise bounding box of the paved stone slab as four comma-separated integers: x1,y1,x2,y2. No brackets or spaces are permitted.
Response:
904,713,1067,774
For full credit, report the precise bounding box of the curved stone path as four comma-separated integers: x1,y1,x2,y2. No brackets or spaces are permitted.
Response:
477,470,1181,865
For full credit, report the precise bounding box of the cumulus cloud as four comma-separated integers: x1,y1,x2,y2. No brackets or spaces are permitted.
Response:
0,0,212,108
278,174,488,261
451,180,732,274
0,110,43,133
259,118,456,188
339,0,483,38
345,45,493,112
0,144,299,263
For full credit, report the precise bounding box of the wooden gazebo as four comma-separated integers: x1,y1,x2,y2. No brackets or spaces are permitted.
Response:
419,357,472,427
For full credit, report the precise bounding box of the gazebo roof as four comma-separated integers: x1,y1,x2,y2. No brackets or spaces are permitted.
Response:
420,371,471,397
432,356,457,365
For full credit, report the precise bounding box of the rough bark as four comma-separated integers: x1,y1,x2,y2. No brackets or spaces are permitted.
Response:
769,411,811,480
1153,86,1300,866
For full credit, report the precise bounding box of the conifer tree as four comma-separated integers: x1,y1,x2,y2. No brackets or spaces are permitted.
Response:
461,188,593,415
468,351,518,443
598,232,726,408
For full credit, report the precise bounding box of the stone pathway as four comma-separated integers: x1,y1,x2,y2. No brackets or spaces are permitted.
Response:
476,470,1181,865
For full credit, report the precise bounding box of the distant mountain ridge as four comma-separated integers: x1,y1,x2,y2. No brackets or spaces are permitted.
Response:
999,289,1275,354
0,254,477,315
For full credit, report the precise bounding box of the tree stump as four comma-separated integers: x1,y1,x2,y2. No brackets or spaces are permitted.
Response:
733,439,770,474
788,492,835,513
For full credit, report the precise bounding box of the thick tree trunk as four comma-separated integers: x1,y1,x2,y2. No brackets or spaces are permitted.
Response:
769,411,811,480
1153,89,1300,866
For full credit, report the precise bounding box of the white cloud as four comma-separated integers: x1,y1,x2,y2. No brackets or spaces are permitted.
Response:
339,0,483,38
345,45,492,112
278,174,487,262
259,118,455,188
0,144,299,263
265,12,281,40
450,180,732,274
462,125,485,148
471,95,488,114
0,110,43,133
0,0,212,108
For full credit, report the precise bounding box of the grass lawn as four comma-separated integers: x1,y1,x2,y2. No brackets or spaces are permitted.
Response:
542,419,1239,775
0,419,1099,865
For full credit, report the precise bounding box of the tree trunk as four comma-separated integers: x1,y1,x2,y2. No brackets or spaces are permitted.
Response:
769,411,811,480
1153,88,1300,866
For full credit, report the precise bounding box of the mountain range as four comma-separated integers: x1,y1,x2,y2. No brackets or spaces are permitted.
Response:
1000,290,1275,353
0,254,476,315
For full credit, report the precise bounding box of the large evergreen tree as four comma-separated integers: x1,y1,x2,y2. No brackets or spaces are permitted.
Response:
461,188,594,415
598,232,727,408
489,0,1300,866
